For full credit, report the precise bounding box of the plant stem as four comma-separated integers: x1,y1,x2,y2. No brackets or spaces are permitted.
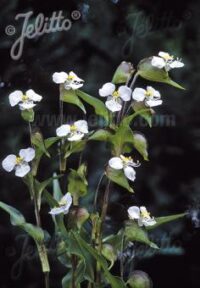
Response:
93,172,105,212
59,85,66,173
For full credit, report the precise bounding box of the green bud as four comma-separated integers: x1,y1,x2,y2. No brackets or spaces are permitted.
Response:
112,61,134,84
102,244,117,269
127,270,153,288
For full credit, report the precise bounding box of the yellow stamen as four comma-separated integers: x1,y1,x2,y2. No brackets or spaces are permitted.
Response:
16,156,23,165
22,95,29,102
120,155,133,163
141,210,150,218
67,75,75,81
59,199,67,206
162,53,173,61
112,90,120,98
145,88,154,97
70,124,77,132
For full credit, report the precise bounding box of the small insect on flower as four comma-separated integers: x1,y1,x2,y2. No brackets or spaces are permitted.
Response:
2,147,35,177
56,120,88,141
9,89,42,110
49,193,72,215
99,83,132,112
128,206,156,227
132,86,162,107
109,155,140,181
151,51,184,72
52,71,84,90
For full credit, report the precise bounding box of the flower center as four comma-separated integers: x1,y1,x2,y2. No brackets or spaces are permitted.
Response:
162,53,173,61
141,210,150,219
59,199,67,206
112,90,120,98
16,156,23,165
67,75,75,81
120,155,133,163
22,95,29,102
70,124,77,132
145,89,154,97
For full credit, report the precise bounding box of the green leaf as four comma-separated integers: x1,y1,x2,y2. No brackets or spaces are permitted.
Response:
68,164,88,200
138,57,185,90
53,172,63,201
21,109,34,122
133,133,149,161
112,61,134,84
125,221,158,249
146,213,187,230
73,232,126,288
64,140,86,158
102,244,117,269
76,90,109,123
61,86,86,113
89,129,112,142
132,102,153,127
106,166,133,193
0,201,50,272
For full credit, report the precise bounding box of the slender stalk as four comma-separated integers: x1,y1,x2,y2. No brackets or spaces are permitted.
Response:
59,85,66,173
93,172,105,212
28,122,50,288
120,232,125,279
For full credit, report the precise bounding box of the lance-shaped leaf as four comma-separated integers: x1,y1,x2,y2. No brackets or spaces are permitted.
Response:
138,57,185,90
73,232,127,288
31,130,50,158
125,221,158,249
132,102,153,127
64,140,86,159
89,129,113,142
112,61,134,84
106,166,133,193
146,212,187,230
76,90,109,123
60,86,86,113
0,201,50,272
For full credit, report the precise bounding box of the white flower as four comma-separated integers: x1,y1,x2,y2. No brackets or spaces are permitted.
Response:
108,155,140,182
56,120,88,141
9,89,42,110
52,71,84,90
132,86,162,107
49,192,72,215
99,83,132,112
151,51,184,72
2,148,35,177
128,206,156,227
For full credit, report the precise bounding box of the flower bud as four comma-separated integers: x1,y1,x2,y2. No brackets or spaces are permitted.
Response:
102,244,117,268
127,270,153,288
68,207,89,229
112,61,135,84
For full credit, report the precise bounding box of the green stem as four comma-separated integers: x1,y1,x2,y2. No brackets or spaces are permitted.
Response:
93,172,105,212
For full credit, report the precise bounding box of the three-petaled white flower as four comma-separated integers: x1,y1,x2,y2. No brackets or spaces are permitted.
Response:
108,155,140,182
132,86,162,107
9,89,42,110
99,83,132,112
56,120,88,141
49,193,72,215
2,147,35,177
52,71,84,90
151,51,184,72
128,206,156,227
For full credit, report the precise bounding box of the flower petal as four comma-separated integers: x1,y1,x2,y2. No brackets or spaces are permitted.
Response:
19,148,35,162
151,56,166,69
142,218,156,227
128,206,140,220
69,71,84,82
99,83,115,97
26,89,42,102
61,192,72,210
2,155,16,172
15,163,30,177
158,51,170,59
70,82,84,90
19,102,36,110
108,157,123,170
52,72,68,84
145,99,162,107
67,133,84,141
118,86,132,101
49,206,67,215
105,98,122,112
74,120,88,134
124,166,136,181
132,88,146,102
170,60,184,69
9,90,23,107
56,124,71,137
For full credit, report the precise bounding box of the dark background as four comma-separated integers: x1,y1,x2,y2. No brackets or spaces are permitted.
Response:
0,0,200,287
